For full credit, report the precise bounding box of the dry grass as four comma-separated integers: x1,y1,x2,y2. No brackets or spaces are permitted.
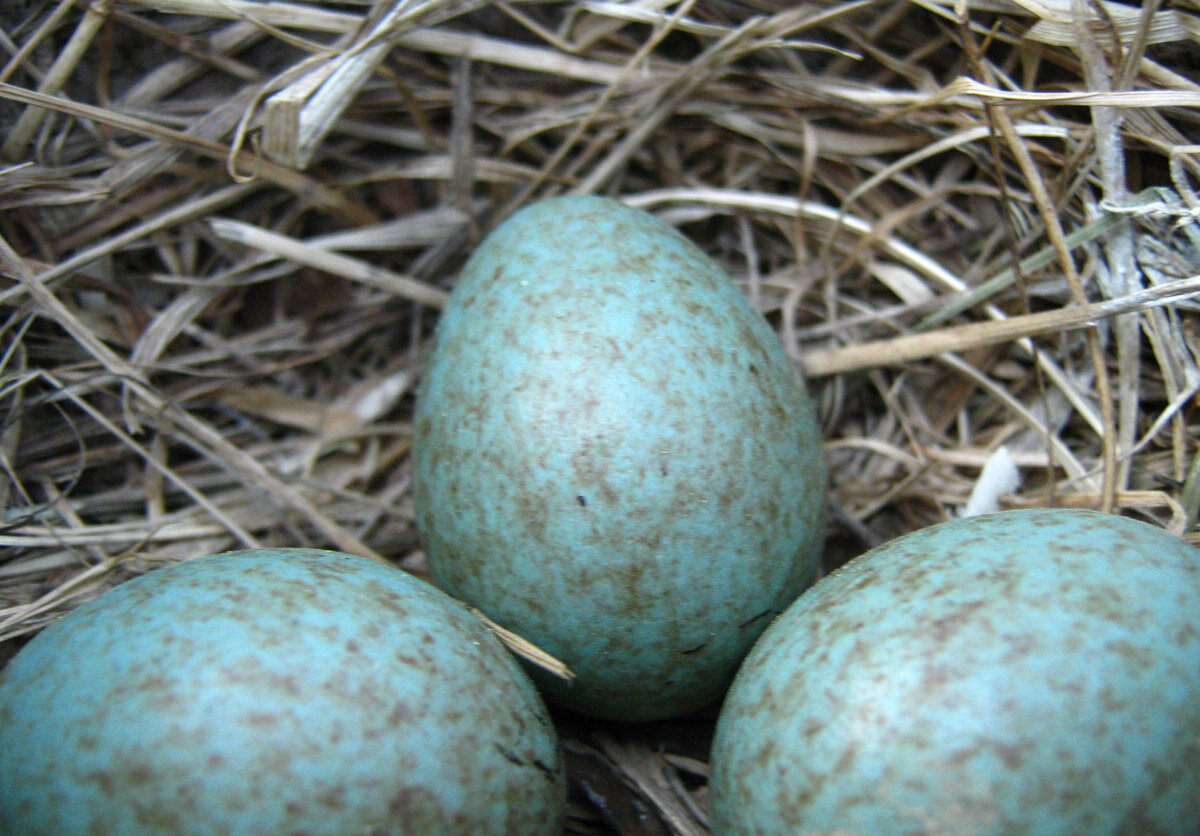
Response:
2,0,1200,832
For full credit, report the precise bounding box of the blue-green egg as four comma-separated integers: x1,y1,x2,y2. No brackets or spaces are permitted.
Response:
711,509,1200,835
0,549,565,835
412,196,826,720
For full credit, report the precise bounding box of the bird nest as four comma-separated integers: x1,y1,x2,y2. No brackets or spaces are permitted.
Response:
2,1,1199,833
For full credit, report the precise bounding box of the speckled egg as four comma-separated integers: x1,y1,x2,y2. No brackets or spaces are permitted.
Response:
710,509,1200,835
0,549,565,836
412,196,826,721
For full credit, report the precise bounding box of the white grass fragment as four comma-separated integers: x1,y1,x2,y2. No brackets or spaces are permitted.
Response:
961,446,1021,518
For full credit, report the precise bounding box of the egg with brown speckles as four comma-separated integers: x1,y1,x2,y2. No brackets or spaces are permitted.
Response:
0,549,565,836
711,509,1200,835
412,196,826,721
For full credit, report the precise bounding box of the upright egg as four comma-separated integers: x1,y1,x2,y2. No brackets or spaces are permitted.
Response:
412,196,826,721
710,509,1200,835
0,549,565,836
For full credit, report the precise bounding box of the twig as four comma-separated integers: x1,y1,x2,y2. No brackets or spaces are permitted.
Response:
802,274,1200,377
208,217,449,308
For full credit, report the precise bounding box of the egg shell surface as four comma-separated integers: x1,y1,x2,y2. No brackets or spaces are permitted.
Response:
0,549,565,836
710,508,1200,835
412,196,826,721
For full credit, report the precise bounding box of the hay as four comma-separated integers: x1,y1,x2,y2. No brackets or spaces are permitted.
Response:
2,0,1199,831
